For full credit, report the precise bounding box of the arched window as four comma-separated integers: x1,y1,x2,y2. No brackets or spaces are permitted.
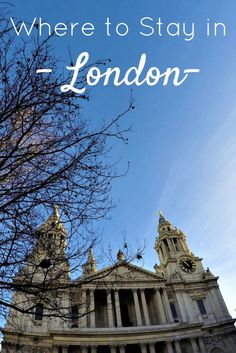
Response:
35,304,44,321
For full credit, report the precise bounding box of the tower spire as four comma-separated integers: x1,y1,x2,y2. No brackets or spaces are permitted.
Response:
83,246,97,275
158,210,173,234
155,211,191,264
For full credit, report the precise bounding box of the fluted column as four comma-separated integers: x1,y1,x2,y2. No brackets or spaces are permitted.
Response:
91,346,97,353
79,289,87,327
190,338,198,352
175,291,188,322
140,289,150,325
133,289,142,325
206,291,215,315
62,347,69,353
166,341,174,353
89,289,95,327
174,340,182,353
210,288,221,313
215,287,230,318
149,343,156,353
119,345,126,353
107,290,114,327
162,289,173,322
114,290,122,327
155,289,167,323
81,347,88,353
110,346,117,353
141,343,148,353
198,337,207,353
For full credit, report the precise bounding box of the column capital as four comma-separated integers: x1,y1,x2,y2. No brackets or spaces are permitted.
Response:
81,347,88,353
140,343,148,353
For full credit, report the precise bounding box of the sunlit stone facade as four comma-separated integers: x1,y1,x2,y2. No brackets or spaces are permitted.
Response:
1,211,236,353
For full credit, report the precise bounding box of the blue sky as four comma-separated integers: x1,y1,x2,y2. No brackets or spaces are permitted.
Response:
10,1,236,316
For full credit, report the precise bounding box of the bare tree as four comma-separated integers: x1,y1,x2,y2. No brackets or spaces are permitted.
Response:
0,6,136,323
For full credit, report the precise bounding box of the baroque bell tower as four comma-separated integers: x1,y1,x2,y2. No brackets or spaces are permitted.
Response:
155,211,205,280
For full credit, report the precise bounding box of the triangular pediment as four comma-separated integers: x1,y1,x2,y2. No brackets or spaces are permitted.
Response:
76,262,165,284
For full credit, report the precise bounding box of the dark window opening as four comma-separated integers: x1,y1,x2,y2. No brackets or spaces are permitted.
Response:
71,305,79,328
95,289,108,327
163,239,170,252
119,290,134,327
35,304,44,321
173,238,179,251
170,302,178,319
126,345,141,353
121,302,132,327
97,346,110,353
197,299,207,315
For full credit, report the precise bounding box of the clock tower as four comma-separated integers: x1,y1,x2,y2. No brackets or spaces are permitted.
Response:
155,212,205,280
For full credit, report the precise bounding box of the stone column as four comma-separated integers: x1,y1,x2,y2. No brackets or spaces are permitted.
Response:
177,238,183,251
190,338,198,353
91,346,97,353
119,345,126,353
163,243,169,257
182,292,194,321
174,340,182,353
79,289,87,327
53,348,58,353
140,343,148,353
110,346,117,353
167,238,174,252
175,291,188,322
205,291,215,315
155,289,167,323
133,289,142,325
114,290,122,327
89,289,96,328
215,287,230,318
198,337,207,353
62,347,69,353
162,289,173,323
209,288,222,320
81,347,88,353
140,290,150,325
166,341,174,353
149,343,156,353
107,290,114,327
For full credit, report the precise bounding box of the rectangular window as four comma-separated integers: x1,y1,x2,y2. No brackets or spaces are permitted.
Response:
35,304,44,321
170,302,178,319
197,299,207,315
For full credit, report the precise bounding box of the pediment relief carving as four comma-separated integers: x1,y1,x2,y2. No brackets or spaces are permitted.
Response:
85,263,164,283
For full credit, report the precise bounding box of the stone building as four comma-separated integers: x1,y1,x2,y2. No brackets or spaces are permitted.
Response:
1,210,236,353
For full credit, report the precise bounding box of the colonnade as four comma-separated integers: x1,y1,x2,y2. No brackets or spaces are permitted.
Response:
53,336,207,353
77,287,174,328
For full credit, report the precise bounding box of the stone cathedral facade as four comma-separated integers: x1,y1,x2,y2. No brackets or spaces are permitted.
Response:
1,210,236,353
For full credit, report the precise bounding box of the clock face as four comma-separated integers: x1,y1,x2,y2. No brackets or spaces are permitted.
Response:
179,257,196,273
